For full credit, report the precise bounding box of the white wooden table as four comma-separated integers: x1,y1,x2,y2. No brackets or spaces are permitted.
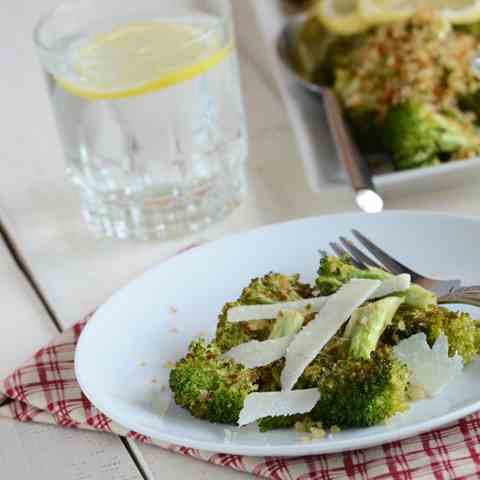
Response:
2,1,480,478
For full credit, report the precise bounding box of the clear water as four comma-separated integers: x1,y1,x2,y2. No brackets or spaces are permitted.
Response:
41,17,248,239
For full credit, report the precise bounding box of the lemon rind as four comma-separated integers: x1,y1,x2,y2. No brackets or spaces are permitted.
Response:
58,42,233,101
315,1,371,35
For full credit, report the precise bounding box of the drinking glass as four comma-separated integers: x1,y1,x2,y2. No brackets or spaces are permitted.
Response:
34,0,248,239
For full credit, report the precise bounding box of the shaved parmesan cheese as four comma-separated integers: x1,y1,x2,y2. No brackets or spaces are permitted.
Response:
226,276,410,324
281,279,381,391
370,274,411,299
394,333,463,397
227,298,327,323
224,335,294,368
238,389,320,426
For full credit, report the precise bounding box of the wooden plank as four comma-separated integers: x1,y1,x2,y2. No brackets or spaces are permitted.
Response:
0,239,57,381
0,238,144,480
0,421,141,480
134,443,248,480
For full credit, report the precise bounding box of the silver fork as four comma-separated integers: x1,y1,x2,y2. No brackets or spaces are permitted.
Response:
324,229,480,307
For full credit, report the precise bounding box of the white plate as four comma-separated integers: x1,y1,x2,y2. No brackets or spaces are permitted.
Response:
76,212,480,456
251,1,480,194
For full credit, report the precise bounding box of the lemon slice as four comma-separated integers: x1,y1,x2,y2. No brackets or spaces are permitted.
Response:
358,0,480,25
58,21,232,101
438,0,480,24
358,0,416,23
314,0,371,35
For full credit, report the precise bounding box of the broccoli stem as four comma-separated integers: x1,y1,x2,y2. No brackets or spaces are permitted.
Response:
404,284,437,309
345,297,404,359
268,310,304,339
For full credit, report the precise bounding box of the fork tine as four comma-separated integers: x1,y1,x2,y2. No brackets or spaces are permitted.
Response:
351,229,419,280
329,242,366,270
339,236,385,270
329,242,349,257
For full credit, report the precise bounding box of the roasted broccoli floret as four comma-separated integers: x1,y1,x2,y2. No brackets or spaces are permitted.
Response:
308,347,409,427
293,16,332,83
382,102,480,170
214,301,263,354
256,301,477,431
293,17,365,87
307,301,408,427
259,299,409,431
242,273,313,304
215,273,312,352
316,254,390,296
312,35,364,87
459,89,480,123
169,339,258,424
316,255,436,308
347,107,385,154
257,414,306,432
383,304,479,364
455,21,480,38
258,345,410,431
256,359,284,393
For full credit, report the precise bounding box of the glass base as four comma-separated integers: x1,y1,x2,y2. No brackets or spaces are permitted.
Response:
79,182,246,240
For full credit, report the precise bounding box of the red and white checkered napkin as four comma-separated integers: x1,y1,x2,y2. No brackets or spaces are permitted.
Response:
2,317,480,480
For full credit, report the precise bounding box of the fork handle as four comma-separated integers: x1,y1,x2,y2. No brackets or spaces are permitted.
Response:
322,90,384,213
438,286,480,308
322,89,374,192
